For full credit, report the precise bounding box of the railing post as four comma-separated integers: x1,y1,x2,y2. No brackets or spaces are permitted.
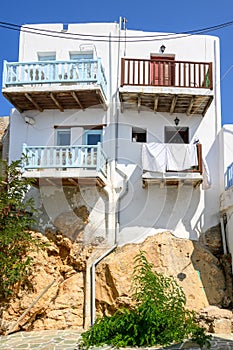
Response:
197,144,202,174
2,60,7,88
121,58,125,87
209,62,213,90
96,142,101,172
97,58,101,82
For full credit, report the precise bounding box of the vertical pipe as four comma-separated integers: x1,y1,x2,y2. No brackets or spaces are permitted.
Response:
220,217,228,255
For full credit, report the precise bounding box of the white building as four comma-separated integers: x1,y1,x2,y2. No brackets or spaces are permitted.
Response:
219,124,233,259
2,21,222,248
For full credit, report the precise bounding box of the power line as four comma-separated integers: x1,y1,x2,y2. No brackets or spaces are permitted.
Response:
0,19,233,42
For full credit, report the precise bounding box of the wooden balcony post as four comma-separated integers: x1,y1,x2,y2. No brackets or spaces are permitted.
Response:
209,62,213,90
197,144,203,174
120,58,125,87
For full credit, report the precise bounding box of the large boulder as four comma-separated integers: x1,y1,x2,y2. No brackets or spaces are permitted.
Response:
95,231,228,316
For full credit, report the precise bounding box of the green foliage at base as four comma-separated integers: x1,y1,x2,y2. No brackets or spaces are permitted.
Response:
0,159,37,300
81,252,211,349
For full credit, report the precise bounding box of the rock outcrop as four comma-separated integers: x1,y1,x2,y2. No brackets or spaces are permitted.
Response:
0,229,232,335
95,231,230,315
0,231,94,334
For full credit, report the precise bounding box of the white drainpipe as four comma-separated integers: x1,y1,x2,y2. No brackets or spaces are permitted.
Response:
220,215,228,255
90,244,117,325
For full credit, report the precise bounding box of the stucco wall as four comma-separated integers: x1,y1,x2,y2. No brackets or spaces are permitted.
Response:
8,22,222,244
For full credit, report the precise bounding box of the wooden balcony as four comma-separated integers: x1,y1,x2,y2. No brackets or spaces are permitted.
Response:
120,58,213,116
22,143,108,187
2,59,107,112
142,143,203,188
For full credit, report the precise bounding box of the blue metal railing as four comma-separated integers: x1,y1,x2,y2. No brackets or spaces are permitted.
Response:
225,162,233,190
22,143,108,178
2,58,107,98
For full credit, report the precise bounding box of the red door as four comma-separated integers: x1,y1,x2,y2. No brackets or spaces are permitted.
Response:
150,55,175,86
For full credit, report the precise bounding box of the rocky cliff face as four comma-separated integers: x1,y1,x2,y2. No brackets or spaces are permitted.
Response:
0,229,232,335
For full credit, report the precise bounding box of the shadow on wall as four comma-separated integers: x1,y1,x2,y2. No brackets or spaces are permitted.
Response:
31,184,109,245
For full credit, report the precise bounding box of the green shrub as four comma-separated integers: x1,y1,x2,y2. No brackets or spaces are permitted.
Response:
81,251,211,348
0,159,37,300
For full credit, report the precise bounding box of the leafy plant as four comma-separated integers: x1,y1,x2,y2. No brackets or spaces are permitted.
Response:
0,159,37,300
80,251,211,348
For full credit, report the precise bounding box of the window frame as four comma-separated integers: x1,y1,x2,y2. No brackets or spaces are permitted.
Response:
69,51,93,61
56,128,71,146
84,129,102,145
38,52,56,61
132,127,147,143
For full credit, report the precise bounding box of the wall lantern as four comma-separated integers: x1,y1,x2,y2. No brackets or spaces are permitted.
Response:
174,117,180,126
160,44,166,53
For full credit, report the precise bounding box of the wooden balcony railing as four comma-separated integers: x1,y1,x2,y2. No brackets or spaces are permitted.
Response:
167,143,202,174
142,143,202,174
3,59,107,98
121,58,213,90
22,143,108,178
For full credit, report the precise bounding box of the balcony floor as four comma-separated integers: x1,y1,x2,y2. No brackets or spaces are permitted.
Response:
119,86,213,116
142,171,203,189
23,168,107,188
2,84,107,112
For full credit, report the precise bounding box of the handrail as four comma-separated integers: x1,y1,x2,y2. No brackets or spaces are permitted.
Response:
3,59,107,98
22,143,107,178
121,58,213,90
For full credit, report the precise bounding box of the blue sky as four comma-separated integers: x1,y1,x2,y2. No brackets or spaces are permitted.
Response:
1,0,233,125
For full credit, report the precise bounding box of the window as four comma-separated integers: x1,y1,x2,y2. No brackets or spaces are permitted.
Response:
84,130,102,145
69,52,93,60
132,127,147,143
56,129,71,146
165,127,189,144
38,52,56,61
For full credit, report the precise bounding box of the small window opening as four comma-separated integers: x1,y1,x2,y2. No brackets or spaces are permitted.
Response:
69,51,93,60
56,129,71,146
132,127,147,143
38,52,56,61
164,126,189,144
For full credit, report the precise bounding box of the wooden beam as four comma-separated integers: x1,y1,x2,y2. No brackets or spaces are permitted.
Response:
202,96,213,117
71,92,84,109
142,179,148,188
49,93,64,112
178,180,184,189
119,94,124,113
160,180,165,189
25,93,43,112
170,95,178,114
137,95,141,113
67,178,79,186
96,90,107,111
2,93,23,113
186,96,195,115
154,94,159,112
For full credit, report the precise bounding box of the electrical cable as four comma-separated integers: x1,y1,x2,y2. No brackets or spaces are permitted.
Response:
0,19,233,42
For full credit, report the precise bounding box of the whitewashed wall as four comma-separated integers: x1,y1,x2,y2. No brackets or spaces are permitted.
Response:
9,22,222,245
219,125,233,266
